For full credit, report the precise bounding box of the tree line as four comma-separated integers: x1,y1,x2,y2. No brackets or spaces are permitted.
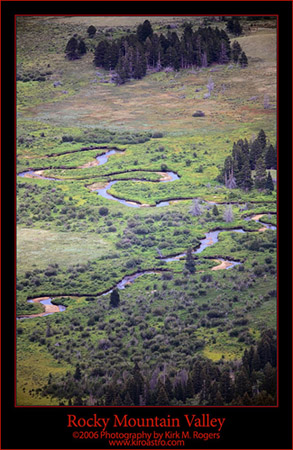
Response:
42,329,276,406
219,129,277,191
65,20,248,84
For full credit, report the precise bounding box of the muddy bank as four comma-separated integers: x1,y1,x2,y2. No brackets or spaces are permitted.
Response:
18,297,67,319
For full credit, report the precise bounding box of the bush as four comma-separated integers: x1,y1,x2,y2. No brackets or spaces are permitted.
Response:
99,207,109,216
192,110,205,117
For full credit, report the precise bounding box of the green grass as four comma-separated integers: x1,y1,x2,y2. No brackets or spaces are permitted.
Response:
17,227,114,275
16,16,277,405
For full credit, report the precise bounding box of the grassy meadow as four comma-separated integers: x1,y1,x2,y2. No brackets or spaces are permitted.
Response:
16,16,277,406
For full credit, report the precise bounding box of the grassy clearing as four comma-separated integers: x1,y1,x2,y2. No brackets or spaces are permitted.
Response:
17,227,114,275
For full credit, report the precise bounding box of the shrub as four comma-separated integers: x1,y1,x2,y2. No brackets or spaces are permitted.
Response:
108,226,117,232
192,110,205,117
99,207,109,216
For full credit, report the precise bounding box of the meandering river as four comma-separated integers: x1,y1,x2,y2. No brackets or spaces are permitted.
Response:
17,147,276,319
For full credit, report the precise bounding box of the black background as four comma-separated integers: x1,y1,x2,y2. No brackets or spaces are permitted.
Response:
1,2,292,449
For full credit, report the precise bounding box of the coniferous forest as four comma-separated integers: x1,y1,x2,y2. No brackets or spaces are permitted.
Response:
93,21,247,84
16,16,277,407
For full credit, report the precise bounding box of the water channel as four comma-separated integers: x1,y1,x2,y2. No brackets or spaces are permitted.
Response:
17,147,276,319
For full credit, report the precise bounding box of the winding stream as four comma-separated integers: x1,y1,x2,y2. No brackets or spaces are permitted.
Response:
17,146,276,319
93,171,179,208
18,218,276,319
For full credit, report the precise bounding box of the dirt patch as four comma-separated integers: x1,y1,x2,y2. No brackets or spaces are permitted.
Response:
21,171,43,179
211,260,233,271
87,182,108,191
32,297,60,314
18,297,59,318
251,214,265,221
78,160,99,169
158,172,173,182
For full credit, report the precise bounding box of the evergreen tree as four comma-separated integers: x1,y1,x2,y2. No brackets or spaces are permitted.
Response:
94,40,109,67
212,204,219,216
254,156,267,190
191,360,203,394
110,289,120,307
185,247,196,273
219,41,230,64
87,25,97,38
133,44,147,79
77,39,87,56
265,172,274,191
239,51,248,67
235,368,252,397
260,363,277,395
164,377,173,399
74,363,82,381
219,370,234,403
226,18,243,36
257,129,267,149
156,383,169,405
65,37,79,60
250,139,263,169
214,390,224,405
265,144,277,169
239,156,253,191
231,40,242,63
137,20,153,42
185,376,195,399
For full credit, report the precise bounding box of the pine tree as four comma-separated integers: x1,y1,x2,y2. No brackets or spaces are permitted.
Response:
65,37,79,60
87,25,96,38
191,360,203,394
231,40,242,63
239,51,248,67
94,40,109,67
254,156,267,190
250,139,263,170
74,363,82,381
214,390,225,405
137,20,153,43
265,172,274,191
185,248,196,273
156,383,169,405
77,39,87,56
235,368,252,397
124,391,134,406
110,289,120,307
212,204,219,216
226,18,242,36
265,144,277,169
219,41,230,64
219,370,234,403
257,129,267,150
239,156,253,191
